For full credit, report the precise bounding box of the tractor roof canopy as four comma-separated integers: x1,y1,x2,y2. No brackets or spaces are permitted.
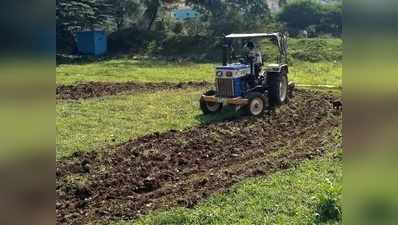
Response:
222,32,288,65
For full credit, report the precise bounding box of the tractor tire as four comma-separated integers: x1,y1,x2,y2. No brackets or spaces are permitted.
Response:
243,92,267,116
200,90,222,114
267,70,288,106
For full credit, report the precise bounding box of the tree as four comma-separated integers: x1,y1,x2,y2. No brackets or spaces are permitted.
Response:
318,3,342,36
187,0,271,36
56,0,113,53
140,0,182,31
277,0,342,37
277,0,323,35
106,0,141,30
56,0,112,32
142,0,162,31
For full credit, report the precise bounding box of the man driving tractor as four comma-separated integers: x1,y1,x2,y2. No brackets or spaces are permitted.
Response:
246,41,263,77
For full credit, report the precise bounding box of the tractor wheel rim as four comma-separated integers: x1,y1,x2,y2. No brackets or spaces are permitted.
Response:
279,76,287,102
206,102,220,112
250,97,264,115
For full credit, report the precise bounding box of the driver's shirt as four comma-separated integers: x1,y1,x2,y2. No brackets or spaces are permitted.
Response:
249,49,262,65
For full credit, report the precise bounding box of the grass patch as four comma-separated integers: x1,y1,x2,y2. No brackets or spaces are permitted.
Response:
261,38,342,63
288,38,343,63
56,60,214,85
56,88,237,159
114,148,342,225
56,59,341,88
57,38,342,85
290,62,342,88
56,38,342,86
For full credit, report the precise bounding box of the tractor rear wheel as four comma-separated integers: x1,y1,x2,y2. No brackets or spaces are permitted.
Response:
268,71,288,106
244,92,267,116
200,90,222,114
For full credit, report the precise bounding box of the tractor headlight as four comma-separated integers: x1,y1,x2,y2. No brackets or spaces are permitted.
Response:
216,71,223,77
226,71,233,77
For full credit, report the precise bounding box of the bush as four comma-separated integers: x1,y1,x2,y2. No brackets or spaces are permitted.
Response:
289,38,342,62
315,181,342,223
145,40,159,55
261,38,342,63
56,28,77,54
108,28,166,54
159,35,220,60
172,22,184,35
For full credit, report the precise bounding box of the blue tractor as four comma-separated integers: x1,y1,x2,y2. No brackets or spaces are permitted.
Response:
200,33,290,116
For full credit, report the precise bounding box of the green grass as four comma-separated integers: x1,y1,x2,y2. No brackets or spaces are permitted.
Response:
57,38,342,85
290,62,342,88
114,148,342,225
261,38,342,63
56,88,237,159
56,60,214,85
56,59,341,88
288,38,343,62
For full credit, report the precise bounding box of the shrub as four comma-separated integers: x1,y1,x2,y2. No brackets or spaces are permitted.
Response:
261,38,342,63
289,39,342,62
315,180,342,223
158,35,221,60
108,28,166,54
145,40,159,55
172,22,184,35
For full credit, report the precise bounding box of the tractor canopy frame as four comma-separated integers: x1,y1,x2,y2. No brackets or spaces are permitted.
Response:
222,33,288,66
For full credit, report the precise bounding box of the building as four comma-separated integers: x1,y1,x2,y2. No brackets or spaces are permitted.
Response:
172,8,200,21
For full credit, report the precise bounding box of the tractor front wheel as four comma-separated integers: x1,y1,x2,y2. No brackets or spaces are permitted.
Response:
244,92,267,116
200,90,222,114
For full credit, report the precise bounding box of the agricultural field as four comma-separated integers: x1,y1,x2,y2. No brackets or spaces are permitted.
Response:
57,88,235,159
56,38,342,224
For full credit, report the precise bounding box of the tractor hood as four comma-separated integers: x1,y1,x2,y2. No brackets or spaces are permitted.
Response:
216,63,250,78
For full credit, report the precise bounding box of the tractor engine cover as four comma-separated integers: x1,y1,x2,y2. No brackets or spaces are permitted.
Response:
215,63,250,98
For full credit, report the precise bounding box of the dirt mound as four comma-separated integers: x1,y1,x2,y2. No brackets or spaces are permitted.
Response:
56,81,211,100
56,89,342,225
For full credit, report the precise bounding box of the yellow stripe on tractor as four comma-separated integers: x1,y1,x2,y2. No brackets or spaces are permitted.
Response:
201,95,249,106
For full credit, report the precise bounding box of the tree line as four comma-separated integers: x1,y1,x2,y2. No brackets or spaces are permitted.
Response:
56,0,342,54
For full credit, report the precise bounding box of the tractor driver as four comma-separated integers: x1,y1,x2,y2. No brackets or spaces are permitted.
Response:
246,41,263,77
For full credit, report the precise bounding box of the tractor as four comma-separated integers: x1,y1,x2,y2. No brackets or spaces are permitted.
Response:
200,33,291,116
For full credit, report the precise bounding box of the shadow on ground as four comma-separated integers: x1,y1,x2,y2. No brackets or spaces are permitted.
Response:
195,107,243,125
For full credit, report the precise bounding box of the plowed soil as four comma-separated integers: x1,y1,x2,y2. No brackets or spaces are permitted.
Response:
56,81,211,100
56,89,342,225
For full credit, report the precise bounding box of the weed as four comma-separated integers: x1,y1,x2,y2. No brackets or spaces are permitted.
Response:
315,179,343,223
